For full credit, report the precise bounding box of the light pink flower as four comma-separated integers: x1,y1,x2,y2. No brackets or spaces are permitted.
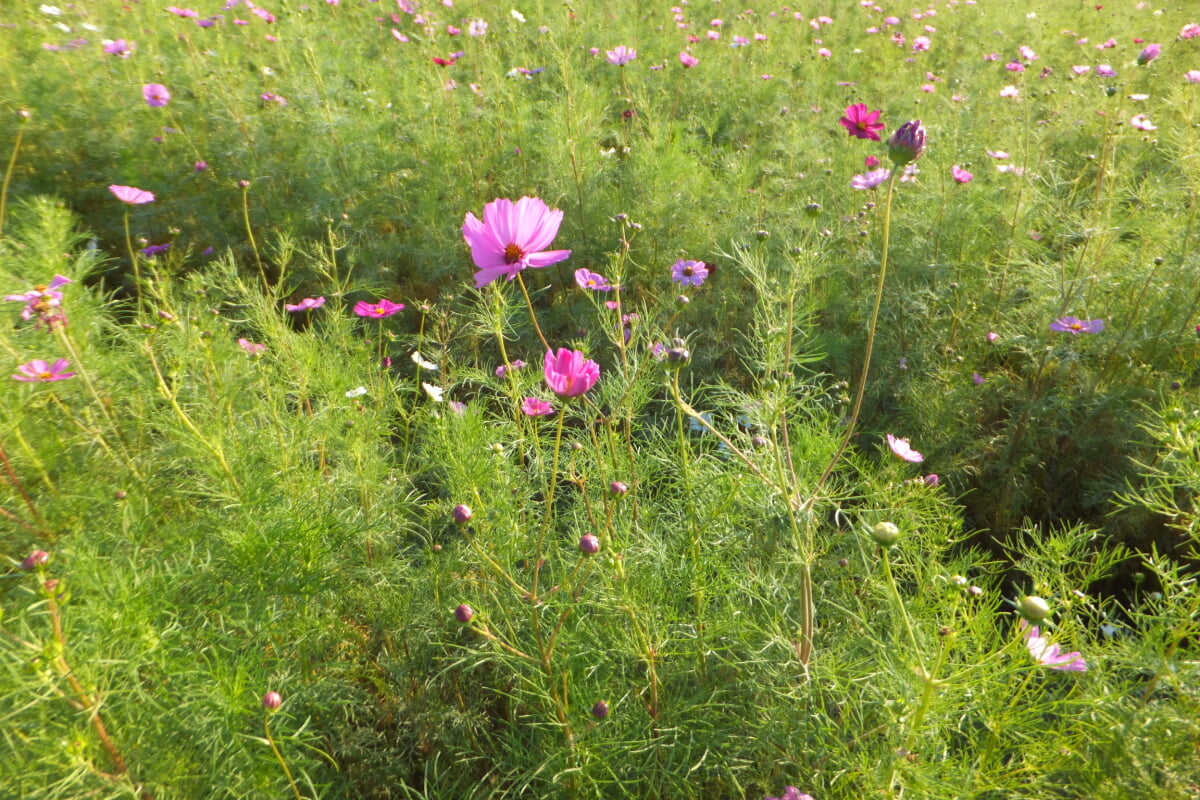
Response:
143,83,171,107
1180,23,1200,40
12,358,75,382
851,168,891,190
1000,85,1019,98
605,45,636,65
1130,114,1156,131
679,50,698,68
1022,623,1087,672
543,348,599,398
521,397,554,416
1187,70,1200,84
952,164,973,183
109,184,155,204
284,296,325,312
886,433,924,463
238,338,266,355
463,197,571,288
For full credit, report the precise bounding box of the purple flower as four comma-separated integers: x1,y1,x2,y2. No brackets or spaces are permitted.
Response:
679,50,698,68
140,243,171,257
103,39,134,57
574,268,612,291
887,119,926,166
353,298,405,318
544,348,599,398
671,259,709,287
495,359,526,378
886,433,924,463
284,296,326,313
463,197,572,288
238,338,266,355
606,45,637,65
143,83,171,107
1050,316,1104,335
522,397,554,416
972,372,984,385
1136,43,1161,65
12,358,76,382
6,275,72,329
851,168,891,190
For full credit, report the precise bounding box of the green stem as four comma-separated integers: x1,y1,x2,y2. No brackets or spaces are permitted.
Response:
516,272,551,352
123,209,143,313
264,716,304,800
242,183,268,291
532,406,568,602
0,119,25,239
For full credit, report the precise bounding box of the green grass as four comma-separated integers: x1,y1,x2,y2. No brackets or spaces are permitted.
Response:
2,1,1200,798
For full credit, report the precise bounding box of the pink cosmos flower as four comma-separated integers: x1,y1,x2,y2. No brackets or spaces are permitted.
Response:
1050,316,1104,334
1130,113,1156,131
143,83,171,107
951,165,973,183
521,397,554,416
606,45,636,65
851,167,891,190
1187,71,1200,84
1022,623,1087,672
103,39,134,57
495,359,526,378
353,298,405,318
463,197,572,288
5,275,72,329
912,35,930,51
1000,85,1019,98
886,433,924,463
817,47,831,58
1180,23,1200,40
574,269,611,291
986,331,999,343
12,358,75,382
679,51,698,67
1072,65,1091,76
543,348,599,398
1136,43,1161,65
839,102,885,141
1096,64,1116,77
237,338,266,355
284,296,326,312
109,184,155,204
765,788,815,800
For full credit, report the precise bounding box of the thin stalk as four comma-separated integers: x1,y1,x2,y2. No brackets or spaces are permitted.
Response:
516,272,551,352
242,182,268,291
123,209,143,313
0,115,26,238
263,715,304,800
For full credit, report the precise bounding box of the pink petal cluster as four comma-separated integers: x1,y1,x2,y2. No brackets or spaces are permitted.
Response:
1023,623,1087,672
521,397,554,416
543,348,599,398
839,102,885,141
12,358,75,382
284,296,326,312
463,197,571,288
606,45,637,65
143,83,171,107
109,184,155,204
886,433,924,463
353,298,405,318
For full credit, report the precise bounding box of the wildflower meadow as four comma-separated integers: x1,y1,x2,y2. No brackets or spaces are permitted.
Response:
4,1,1200,798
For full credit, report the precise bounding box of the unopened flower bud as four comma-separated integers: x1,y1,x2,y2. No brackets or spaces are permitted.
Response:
968,585,983,597
452,504,472,525
591,700,610,719
609,481,628,496
579,534,600,555
887,119,927,166
1018,595,1051,622
454,604,474,623
870,521,900,546
666,345,690,365
238,179,250,189
262,691,282,711
22,550,49,570
751,434,768,448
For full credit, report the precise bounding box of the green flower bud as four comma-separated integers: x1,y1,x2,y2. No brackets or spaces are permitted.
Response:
1018,595,1051,623
870,521,900,546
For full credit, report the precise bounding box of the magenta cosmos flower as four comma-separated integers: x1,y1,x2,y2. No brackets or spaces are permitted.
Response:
143,83,171,107
851,168,891,190
574,268,611,291
951,165,973,183
839,102,885,141
109,184,155,204
1023,623,1087,672
521,396,554,416
679,51,698,68
1050,316,1104,335
13,358,75,382
606,45,637,65
886,433,924,463
284,296,326,312
544,348,599,398
354,298,405,318
463,197,572,288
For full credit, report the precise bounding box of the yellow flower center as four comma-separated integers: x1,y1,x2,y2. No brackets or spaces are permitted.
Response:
503,243,523,264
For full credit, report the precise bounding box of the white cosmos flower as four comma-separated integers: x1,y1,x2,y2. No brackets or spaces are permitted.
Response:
412,351,438,371
345,386,368,398
422,382,445,402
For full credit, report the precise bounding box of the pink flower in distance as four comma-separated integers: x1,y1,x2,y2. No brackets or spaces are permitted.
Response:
1023,623,1087,672
143,83,171,107
839,102,885,141
103,39,134,57
354,298,405,318
463,197,571,288
851,168,891,190
886,433,924,463
1050,316,1104,335
574,269,611,291
1130,113,1156,131
238,338,266,355
284,296,326,313
765,788,815,800
1136,43,1161,65
13,358,75,382
671,259,708,287
606,45,636,65
109,184,155,204
522,397,554,416
951,164,973,183
543,348,599,398
679,50,698,68
6,275,72,328
1180,23,1200,40
1187,71,1200,84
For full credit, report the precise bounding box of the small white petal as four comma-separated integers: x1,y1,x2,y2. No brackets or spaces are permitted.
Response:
411,351,438,371
345,386,368,398
422,382,445,402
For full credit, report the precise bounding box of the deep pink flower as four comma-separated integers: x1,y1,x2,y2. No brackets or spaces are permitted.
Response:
543,348,599,398
606,45,636,65
463,197,572,288
839,102,885,141
951,164,973,183
354,298,405,318
237,338,266,355
143,83,171,107
574,268,611,291
522,396,554,416
284,296,326,312
886,433,923,463
109,184,155,204
1050,316,1104,335
1136,43,1161,65
679,50,698,68
851,168,891,189
13,358,75,382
